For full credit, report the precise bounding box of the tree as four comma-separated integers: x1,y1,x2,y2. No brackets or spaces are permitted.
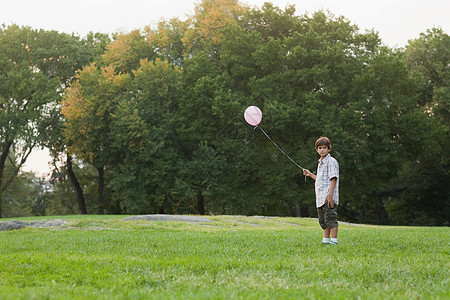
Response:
44,2,447,225
405,28,449,114
0,25,90,217
387,27,450,225
107,57,183,214
62,63,130,214
144,18,188,66
183,0,246,54
43,157,98,216
102,30,153,73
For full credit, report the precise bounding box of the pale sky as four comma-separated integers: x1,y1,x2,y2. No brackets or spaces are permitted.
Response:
2,0,447,176
1,0,448,47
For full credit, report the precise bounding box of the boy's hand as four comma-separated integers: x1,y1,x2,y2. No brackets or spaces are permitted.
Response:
303,169,316,181
327,194,335,208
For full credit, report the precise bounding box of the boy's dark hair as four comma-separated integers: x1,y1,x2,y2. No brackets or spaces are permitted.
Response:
315,136,331,150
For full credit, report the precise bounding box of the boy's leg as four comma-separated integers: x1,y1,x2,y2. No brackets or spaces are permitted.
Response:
322,228,331,244
330,226,338,245
324,205,339,244
317,205,330,243
330,226,338,239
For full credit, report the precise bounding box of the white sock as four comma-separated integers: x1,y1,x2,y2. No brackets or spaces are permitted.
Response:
331,238,338,244
322,238,330,243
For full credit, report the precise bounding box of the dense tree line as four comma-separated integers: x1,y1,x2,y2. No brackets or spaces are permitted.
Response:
1,1,448,225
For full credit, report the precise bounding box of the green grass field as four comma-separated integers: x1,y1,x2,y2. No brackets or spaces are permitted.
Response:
0,215,449,299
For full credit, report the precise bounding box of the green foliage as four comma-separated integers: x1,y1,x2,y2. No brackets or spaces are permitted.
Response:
386,27,450,226
2,3,448,225
63,63,130,168
107,58,183,214
102,30,154,73
0,24,100,217
0,216,449,299
58,3,448,224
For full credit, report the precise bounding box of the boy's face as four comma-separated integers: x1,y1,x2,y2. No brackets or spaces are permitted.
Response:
316,145,330,159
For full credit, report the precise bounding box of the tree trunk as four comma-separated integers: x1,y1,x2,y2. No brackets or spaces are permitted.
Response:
294,198,301,217
97,166,104,215
376,202,390,225
0,141,13,218
197,190,205,215
66,154,87,214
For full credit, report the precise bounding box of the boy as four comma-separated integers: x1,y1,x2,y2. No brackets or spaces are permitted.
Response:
303,137,339,245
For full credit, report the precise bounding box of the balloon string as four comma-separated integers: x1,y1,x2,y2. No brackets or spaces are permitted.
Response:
255,126,304,170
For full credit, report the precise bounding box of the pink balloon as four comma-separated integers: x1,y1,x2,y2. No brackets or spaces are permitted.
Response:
244,106,262,126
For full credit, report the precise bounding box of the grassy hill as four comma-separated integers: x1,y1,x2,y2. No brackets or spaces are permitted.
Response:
0,215,448,299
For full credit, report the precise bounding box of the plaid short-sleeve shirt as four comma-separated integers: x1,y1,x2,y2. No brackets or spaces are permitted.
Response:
315,154,339,208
